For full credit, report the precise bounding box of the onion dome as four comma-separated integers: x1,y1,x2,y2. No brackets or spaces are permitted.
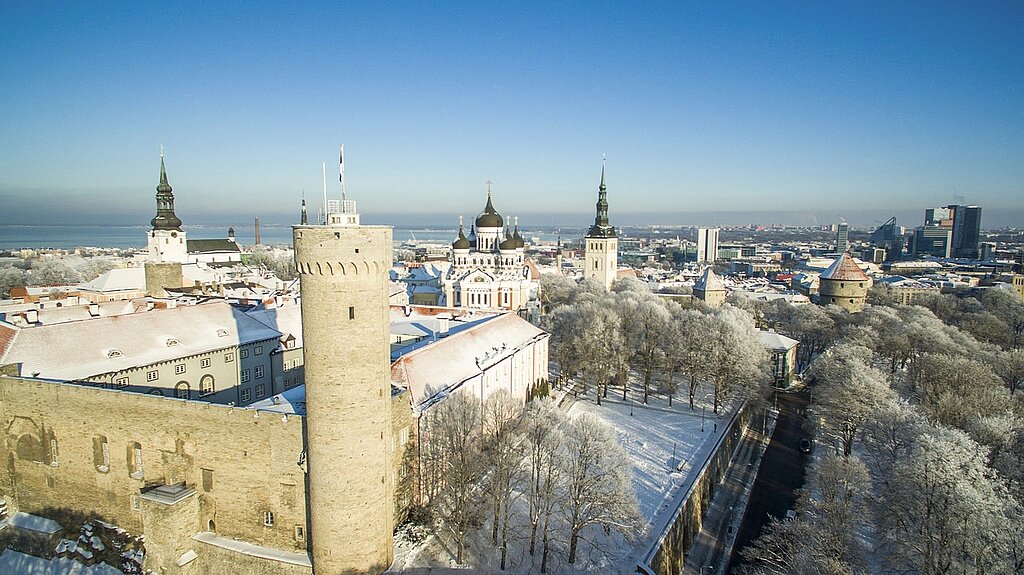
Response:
150,152,183,231
499,224,517,251
512,216,525,248
475,189,504,229
452,217,471,250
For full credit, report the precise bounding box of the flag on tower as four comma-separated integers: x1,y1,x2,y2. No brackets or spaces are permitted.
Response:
339,145,344,184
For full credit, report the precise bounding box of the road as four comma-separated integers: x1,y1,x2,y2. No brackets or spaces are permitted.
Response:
727,389,811,572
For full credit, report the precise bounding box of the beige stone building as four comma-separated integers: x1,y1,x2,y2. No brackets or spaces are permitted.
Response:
694,268,727,308
817,253,872,312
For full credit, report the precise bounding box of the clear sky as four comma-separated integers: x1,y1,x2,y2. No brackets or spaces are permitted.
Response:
1,2,1022,228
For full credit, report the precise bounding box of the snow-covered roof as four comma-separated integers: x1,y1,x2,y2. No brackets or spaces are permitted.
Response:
79,267,146,293
758,330,799,351
0,301,281,380
819,253,870,281
246,303,303,349
694,268,726,292
391,313,549,411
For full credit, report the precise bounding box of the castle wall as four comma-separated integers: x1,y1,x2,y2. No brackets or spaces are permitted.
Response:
0,374,309,569
144,262,184,298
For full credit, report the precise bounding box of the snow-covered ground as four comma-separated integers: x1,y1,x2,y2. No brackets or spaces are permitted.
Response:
0,550,124,575
389,384,738,574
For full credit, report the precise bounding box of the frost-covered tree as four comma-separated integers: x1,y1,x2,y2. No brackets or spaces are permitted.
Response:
811,344,895,456
672,308,714,409
914,353,1009,429
618,295,670,403
0,265,27,298
561,414,641,564
481,391,524,570
705,305,767,413
522,399,565,573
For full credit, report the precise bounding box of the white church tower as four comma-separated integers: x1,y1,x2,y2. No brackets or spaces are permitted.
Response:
146,149,188,263
584,160,618,290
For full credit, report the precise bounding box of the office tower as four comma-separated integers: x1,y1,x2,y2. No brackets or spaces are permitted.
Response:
696,227,720,263
835,222,849,254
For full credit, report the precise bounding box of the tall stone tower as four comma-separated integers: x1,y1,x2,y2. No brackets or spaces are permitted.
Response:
145,149,185,297
584,161,618,290
293,193,394,573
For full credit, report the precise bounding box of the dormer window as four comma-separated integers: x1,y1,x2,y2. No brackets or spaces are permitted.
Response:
216,329,229,337
107,349,123,358
166,338,180,347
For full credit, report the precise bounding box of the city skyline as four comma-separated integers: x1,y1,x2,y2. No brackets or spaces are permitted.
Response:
2,3,1022,228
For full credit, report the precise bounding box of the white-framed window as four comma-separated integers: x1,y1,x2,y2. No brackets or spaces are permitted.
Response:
115,377,129,387
254,345,263,355
255,383,266,399
201,358,211,368
175,364,186,375
241,388,251,402
241,369,250,383
399,426,409,446
225,352,234,363
254,365,264,379
175,382,189,399
263,511,274,527
200,375,214,396
147,370,158,381
241,349,249,359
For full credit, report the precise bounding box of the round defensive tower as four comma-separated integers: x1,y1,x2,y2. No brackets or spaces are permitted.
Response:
818,252,871,313
293,220,394,574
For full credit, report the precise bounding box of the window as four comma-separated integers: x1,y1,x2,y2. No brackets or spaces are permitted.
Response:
94,436,110,472
241,369,251,383
241,349,249,359
175,382,189,399
254,365,264,379
294,526,304,542
148,388,163,396
349,306,355,320
201,358,211,369
107,349,123,358
129,443,143,479
131,495,140,511
147,370,158,381
254,345,263,355
225,352,234,363
241,388,251,402
200,375,214,396
263,511,274,527
202,468,214,492
255,383,266,399
115,377,128,387
175,364,186,375
49,439,58,467
399,427,409,446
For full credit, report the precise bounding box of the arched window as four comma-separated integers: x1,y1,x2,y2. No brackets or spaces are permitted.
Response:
148,388,163,396
200,375,215,397
175,382,190,399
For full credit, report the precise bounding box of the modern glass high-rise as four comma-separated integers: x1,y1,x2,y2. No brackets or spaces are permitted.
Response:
950,205,982,259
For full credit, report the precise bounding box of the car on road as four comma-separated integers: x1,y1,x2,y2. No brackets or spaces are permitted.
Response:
799,438,811,453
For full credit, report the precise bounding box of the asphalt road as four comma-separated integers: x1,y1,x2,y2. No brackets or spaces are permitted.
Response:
727,390,811,572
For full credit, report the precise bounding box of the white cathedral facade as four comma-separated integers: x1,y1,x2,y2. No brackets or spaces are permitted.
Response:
440,186,537,313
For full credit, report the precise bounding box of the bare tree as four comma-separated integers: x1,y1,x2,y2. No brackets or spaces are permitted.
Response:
561,414,641,564
428,392,485,564
705,305,766,413
674,308,714,409
522,399,565,573
481,391,524,570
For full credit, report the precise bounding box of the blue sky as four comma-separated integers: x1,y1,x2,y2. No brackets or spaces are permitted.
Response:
1,2,1022,228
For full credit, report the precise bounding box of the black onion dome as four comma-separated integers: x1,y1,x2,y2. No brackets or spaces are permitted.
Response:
499,225,516,250
453,226,471,250
512,222,525,248
475,193,503,228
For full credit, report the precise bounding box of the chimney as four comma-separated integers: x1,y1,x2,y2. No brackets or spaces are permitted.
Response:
26,310,38,324
438,317,450,337
254,217,261,245
88,303,100,317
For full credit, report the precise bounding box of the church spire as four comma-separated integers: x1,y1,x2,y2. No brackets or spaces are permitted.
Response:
587,157,615,238
150,147,183,231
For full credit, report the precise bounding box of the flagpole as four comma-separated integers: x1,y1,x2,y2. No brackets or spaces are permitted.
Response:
339,144,346,203
322,162,328,225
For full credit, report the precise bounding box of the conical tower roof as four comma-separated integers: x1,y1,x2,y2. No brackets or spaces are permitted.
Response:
150,152,183,231
820,253,869,281
694,268,726,292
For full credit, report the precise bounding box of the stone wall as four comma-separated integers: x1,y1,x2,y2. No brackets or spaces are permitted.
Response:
0,374,309,573
643,403,752,575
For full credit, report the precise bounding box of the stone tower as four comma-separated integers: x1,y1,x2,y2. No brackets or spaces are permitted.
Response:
694,267,727,308
293,195,394,573
817,252,871,312
145,149,185,297
584,161,618,290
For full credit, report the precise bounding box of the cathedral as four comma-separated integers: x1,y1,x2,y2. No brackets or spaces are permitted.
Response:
440,184,537,313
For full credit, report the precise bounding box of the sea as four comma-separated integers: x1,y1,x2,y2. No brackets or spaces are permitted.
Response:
0,224,578,251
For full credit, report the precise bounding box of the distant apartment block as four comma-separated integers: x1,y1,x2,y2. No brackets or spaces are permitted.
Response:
696,227,719,263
